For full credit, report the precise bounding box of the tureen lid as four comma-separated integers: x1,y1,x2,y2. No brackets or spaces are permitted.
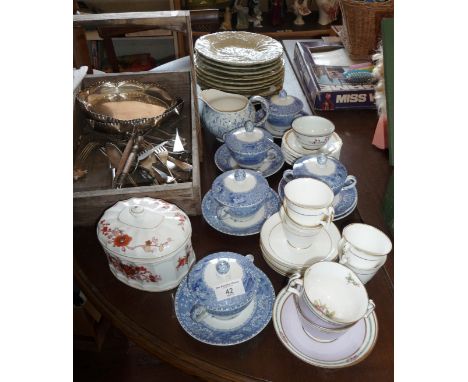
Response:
224,121,272,153
97,197,191,260
269,89,303,116
211,169,269,207
293,154,347,186
187,252,258,313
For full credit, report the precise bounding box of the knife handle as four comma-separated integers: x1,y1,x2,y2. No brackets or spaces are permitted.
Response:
114,136,141,188
115,129,137,178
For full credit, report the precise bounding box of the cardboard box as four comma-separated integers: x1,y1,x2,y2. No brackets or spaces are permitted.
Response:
293,41,376,111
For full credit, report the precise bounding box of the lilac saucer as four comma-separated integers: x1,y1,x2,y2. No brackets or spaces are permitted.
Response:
272,287,378,368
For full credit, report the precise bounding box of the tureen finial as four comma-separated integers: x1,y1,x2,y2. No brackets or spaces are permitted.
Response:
216,260,230,275
279,89,287,98
317,153,327,165
244,120,254,133
234,169,246,181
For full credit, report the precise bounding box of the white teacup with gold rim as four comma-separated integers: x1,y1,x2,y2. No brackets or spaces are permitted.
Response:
339,223,392,270
283,178,334,227
287,263,375,330
279,206,327,249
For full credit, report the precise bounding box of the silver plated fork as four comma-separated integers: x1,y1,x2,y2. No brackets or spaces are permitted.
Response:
154,145,177,183
76,141,100,165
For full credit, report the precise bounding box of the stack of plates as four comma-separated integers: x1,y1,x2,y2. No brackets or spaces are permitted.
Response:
194,31,285,96
281,129,343,165
260,213,341,277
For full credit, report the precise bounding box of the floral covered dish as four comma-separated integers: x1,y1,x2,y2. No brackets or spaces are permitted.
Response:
97,197,195,292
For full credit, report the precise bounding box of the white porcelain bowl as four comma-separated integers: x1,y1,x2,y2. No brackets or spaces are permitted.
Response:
292,116,335,150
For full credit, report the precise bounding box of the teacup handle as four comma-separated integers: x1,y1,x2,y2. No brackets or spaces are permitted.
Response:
364,299,376,318
324,206,335,226
341,175,357,191
250,96,270,126
320,224,338,262
282,169,295,182
216,205,230,221
287,273,303,296
338,239,351,264
190,304,208,323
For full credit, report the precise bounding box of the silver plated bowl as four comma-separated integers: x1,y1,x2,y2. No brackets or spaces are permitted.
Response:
76,80,183,135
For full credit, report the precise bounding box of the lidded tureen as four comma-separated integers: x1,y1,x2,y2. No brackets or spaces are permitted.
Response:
224,121,276,168
211,168,269,208
211,169,270,221
97,197,195,292
224,121,273,154
267,89,305,127
186,252,259,320
283,153,356,195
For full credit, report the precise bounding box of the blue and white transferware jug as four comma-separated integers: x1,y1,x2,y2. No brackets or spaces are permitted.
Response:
200,89,270,141
283,153,356,195
187,252,259,321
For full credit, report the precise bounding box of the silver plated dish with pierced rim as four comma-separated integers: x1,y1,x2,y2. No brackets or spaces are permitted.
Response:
76,80,183,135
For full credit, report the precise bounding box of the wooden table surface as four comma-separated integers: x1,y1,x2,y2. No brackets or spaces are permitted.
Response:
74,42,393,381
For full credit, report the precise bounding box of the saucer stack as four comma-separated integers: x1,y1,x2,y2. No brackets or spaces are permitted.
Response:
194,31,284,96
174,252,275,346
202,169,280,236
260,178,341,276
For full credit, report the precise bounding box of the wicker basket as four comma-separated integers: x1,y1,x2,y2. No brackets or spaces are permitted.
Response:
339,0,394,60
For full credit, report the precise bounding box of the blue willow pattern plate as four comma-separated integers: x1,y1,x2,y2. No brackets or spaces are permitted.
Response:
214,143,285,178
174,267,275,346
277,178,357,221
202,188,281,236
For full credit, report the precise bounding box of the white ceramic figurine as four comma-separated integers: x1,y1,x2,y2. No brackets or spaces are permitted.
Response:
314,0,339,25
293,0,311,26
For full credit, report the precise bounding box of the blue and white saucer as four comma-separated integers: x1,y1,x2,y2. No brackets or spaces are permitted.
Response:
214,143,285,178
174,267,275,346
333,186,358,220
202,188,281,236
277,178,357,221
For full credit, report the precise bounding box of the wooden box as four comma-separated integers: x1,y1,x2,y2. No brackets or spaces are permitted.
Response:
73,11,202,226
